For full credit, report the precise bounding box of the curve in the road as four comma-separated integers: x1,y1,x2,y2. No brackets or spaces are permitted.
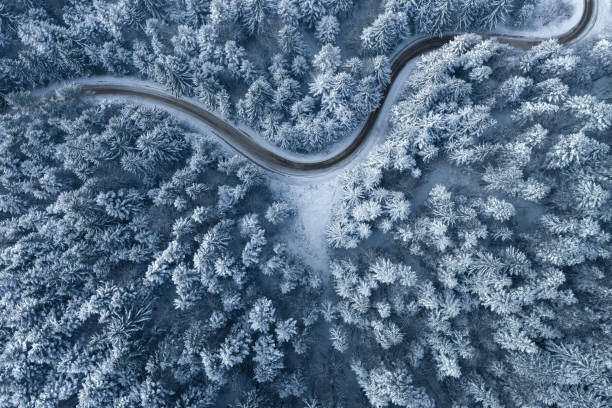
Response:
71,0,595,176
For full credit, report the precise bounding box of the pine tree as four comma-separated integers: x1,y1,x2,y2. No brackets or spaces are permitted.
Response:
299,0,327,28
218,323,251,369
248,297,276,333
313,44,342,73
330,326,349,353
237,78,273,126
480,196,516,222
252,335,284,383
242,0,272,34
315,15,340,44
483,0,513,29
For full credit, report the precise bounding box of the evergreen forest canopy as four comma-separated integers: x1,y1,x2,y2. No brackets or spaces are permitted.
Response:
1,0,573,152
0,91,326,407
327,34,612,407
0,1,611,408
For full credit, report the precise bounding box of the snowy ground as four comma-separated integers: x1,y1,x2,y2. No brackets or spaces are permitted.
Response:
590,0,612,37
496,0,583,37
497,0,610,39
268,178,339,275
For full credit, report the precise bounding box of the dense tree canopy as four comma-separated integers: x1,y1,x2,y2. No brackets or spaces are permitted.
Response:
0,1,608,407
0,0,565,153
0,91,327,407
326,34,612,407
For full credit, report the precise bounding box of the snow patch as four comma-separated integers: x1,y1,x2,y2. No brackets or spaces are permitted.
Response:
499,0,583,38
589,0,612,38
268,177,341,275
496,0,609,41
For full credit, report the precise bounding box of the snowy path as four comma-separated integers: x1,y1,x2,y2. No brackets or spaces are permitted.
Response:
45,0,597,179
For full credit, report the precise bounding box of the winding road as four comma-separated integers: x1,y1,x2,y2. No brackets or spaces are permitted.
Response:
69,0,596,177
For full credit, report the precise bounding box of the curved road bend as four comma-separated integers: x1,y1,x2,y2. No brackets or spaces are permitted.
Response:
73,0,595,177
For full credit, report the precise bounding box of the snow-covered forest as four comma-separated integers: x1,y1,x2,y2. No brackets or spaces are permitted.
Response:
326,33,612,407
1,0,575,152
0,0,610,407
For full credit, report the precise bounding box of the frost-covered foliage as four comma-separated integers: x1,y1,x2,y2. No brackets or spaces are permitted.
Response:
327,34,612,407
0,91,325,407
0,1,607,407
0,0,568,153
0,0,390,153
